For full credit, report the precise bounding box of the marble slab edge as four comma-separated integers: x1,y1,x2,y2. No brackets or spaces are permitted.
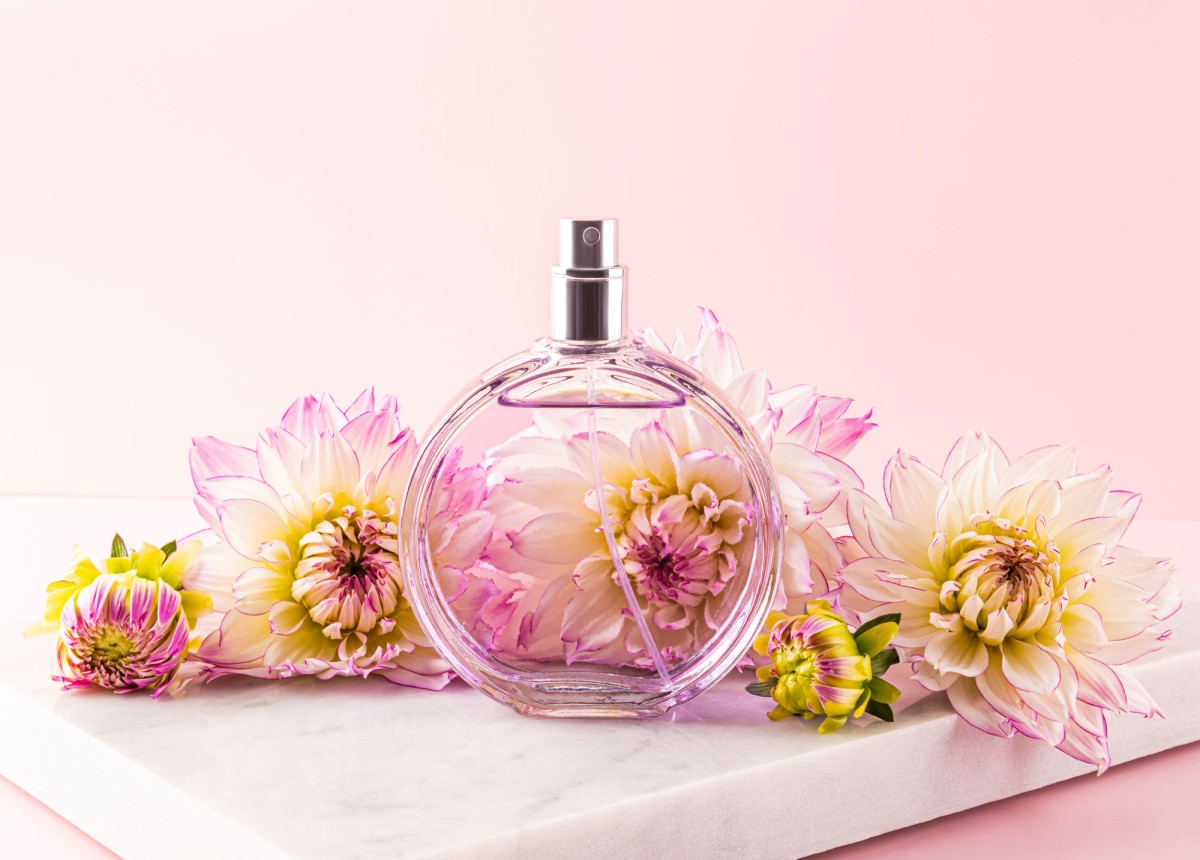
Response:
432,587,1200,860
0,665,290,860
1,589,1196,860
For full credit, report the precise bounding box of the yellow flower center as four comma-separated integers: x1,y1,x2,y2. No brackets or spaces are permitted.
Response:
90,627,136,663
941,517,1061,636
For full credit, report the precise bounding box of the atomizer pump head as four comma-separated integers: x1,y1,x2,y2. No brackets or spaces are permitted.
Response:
551,218,627,342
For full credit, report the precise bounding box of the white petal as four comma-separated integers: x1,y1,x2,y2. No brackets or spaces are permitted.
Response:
1000,638,1061,694
884,451,944,535
1001,444,1076,488
301,431,362,499
946,677,1012,737
925,628,989,677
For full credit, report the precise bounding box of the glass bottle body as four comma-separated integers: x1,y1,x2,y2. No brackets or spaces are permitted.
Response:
401,337,783,717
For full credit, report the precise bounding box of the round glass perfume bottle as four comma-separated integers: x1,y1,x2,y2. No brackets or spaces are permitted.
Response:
401,219,782,717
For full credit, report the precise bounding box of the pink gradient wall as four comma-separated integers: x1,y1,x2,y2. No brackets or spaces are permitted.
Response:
1,2,1197,518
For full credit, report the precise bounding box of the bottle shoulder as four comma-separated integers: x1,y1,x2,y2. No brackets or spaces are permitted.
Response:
463,337,709,410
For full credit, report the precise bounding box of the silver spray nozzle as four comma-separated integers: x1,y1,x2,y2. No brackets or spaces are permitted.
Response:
551,218,627,342
558,218,618,268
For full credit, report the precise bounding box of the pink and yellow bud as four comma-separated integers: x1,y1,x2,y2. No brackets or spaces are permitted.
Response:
749,600,900,734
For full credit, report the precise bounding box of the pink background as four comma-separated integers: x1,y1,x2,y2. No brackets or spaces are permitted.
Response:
0,2,1198,856
1,1,1198,519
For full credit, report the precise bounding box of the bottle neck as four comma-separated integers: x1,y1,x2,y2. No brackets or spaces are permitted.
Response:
549,266,627,342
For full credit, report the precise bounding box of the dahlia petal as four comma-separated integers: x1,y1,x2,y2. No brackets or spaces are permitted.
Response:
301,430,361,499
1082,572,1160,631
256,427,307,496
437,510,495,570
1103,490,1141,521
975,655,1031,724
1000,638,1061,694
562,580,627,656
197,611,270,669
197,475,291,522
1055,516,1131,557
374,435,418,506
1061,603,1108,653
493,467,593,515
280,394,343,442
268,601,309,635
846,491,931,569
630,421,678,490
817,411,875,460
346,388,396,421
1056,719,1110,772
943,430,1003,478
567,431,637,488
1053,467,1114,527
217,498,289,560
233,566,295,615
925,628,989,677
813,683,862,713
190,436,258,484
949,445,1003,519
996,479,1061,527
771,444,842,514
1001,444,1076,488
779,527,814,599
677,450,744,501
692,307,744,385
262,624,336,670
509,513,599,568
724,369,772,420
1104,549,1176,596
946,677,1012,738
883,452,944,535
183,538,246,614
1111,666,1162,718
977,609,1015,646
342,410,405,477
158,539,202,589
1091,633,1168,665
376,662,454,691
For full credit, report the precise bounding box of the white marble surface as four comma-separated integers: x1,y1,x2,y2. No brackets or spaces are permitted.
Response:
0,499,1197,859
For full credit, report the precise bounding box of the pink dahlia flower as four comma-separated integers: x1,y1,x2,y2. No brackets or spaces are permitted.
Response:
55,572,192,697
643,308,874,603
838,431,1180,771
486,418,755,668
189,390,484,689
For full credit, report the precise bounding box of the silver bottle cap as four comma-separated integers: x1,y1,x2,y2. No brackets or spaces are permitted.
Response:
551,218,627,342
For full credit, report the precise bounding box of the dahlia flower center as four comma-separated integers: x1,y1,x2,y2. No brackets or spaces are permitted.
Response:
616,499,743,610
627,534,684,604
943,520,1060,630
773,643,815,678
90,627,136,663
293,507,402,636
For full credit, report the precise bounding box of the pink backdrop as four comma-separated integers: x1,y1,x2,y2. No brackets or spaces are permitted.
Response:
1,1,1198,520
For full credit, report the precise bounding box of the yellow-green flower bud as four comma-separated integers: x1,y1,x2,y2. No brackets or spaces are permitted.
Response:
748,600,901,734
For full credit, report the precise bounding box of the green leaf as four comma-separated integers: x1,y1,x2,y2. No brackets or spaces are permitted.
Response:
863,699,894,723
745,678,778,697
855,622,899,658
110,533,128,559
855,613,901,638
868,677,902,704
871,648,900,678
160,540,177,558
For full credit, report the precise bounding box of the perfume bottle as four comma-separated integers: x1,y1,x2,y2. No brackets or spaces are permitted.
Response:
401,219,782,717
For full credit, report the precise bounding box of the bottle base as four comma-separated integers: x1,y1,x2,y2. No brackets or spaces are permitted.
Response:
470,670,699,718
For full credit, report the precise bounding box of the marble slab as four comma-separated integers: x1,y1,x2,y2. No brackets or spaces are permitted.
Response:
0,499,1197,859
